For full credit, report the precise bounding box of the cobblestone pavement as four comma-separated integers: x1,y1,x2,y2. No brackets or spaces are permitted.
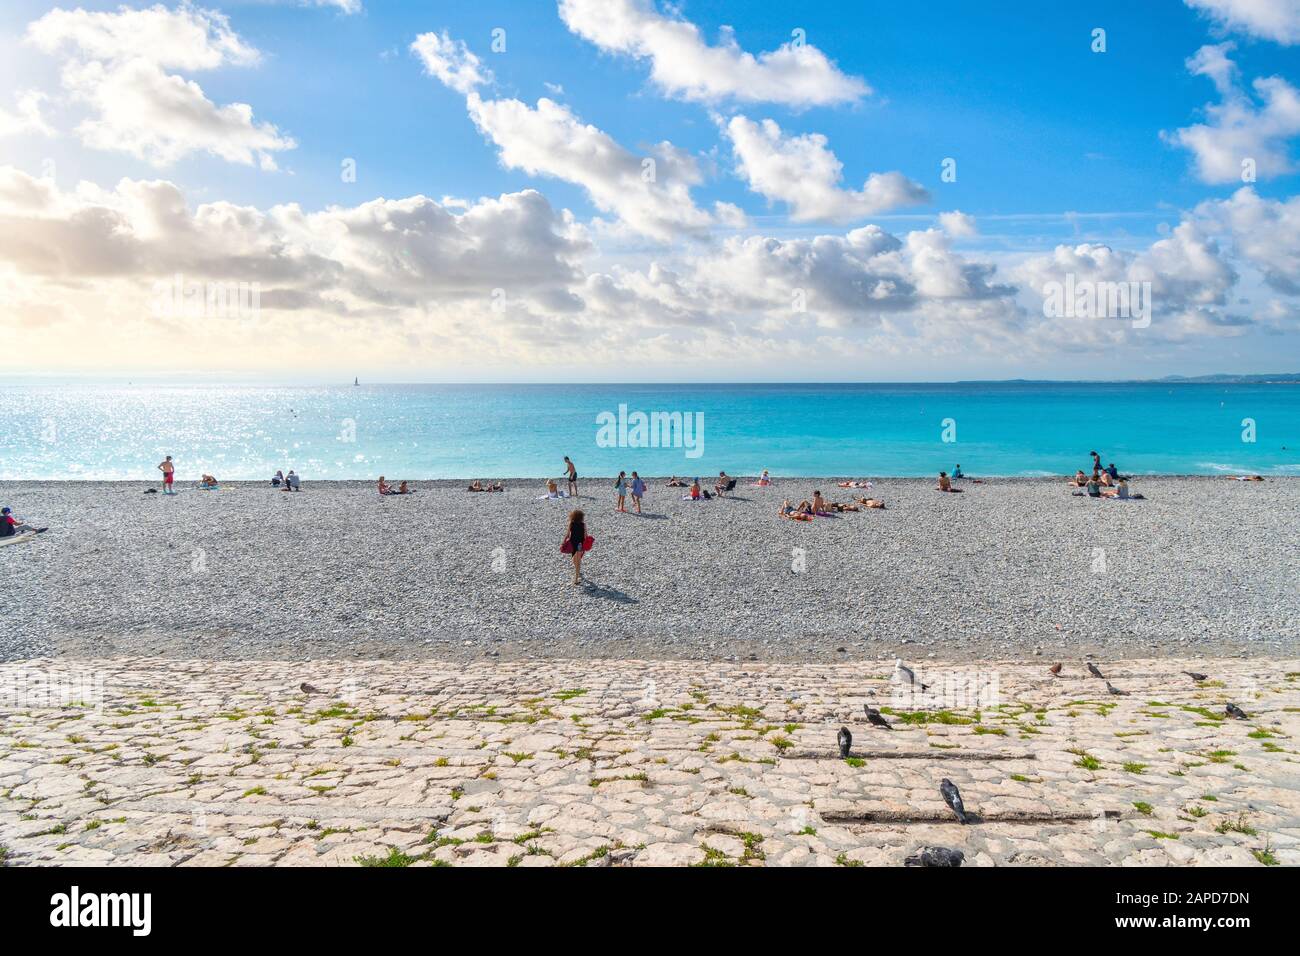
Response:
1,658,1296,867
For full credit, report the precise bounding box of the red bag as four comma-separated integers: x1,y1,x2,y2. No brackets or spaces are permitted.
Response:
560,534,595,554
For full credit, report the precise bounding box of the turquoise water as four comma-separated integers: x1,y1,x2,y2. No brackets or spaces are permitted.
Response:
1,382,1297,480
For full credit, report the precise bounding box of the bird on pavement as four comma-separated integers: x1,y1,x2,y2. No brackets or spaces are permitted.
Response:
863,704,893,730
1049,663,1062,677
904,846,965,867
1184,671,1208,682
1105,681,1129,696
1225,703,1248,720
837,726,853,758
940,778,970,824
300,682,322,695
1087,662,1105,679
895,660,931,691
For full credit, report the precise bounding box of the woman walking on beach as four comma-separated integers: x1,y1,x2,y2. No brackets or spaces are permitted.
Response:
614,471,628,512
561,509,593,585
630,471,646,514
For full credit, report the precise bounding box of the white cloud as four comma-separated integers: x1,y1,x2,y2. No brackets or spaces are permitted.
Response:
1166,43,1300,183
27,4,260,71
307,1,362,13
0,91,54,138
414,32,724,241
26,4,294,169
937,210,977,238
1184,0,1300,45
1195,186,1300,293
411,31,493,94
724,116,929,223
3,165,1299,373
558,0,868,106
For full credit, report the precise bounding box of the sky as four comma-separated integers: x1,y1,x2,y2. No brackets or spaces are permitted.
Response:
1,0,1299,382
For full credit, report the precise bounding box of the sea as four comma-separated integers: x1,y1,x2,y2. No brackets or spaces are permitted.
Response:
1,382,1297,480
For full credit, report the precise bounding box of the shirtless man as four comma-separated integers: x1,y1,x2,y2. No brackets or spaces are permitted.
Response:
563,456,578,497
158,455,175,494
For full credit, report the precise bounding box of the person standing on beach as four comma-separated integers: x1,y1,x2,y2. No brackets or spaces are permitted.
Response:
614,471,628,512
561,508,592,585
564,456,578,497
630,471,646,514
157,455,175,494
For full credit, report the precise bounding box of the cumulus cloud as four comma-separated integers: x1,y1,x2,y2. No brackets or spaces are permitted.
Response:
1195,186,1300,293
1166,43,1300,183
0,91,54,138
558,0,868,106
937,211,977,238
415,32,724,241
1184,0,1300,45
26,4,294,169
411,31,493,94
723,116,929,223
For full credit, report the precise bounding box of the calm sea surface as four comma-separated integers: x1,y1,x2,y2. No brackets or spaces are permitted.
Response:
1,382,1297,480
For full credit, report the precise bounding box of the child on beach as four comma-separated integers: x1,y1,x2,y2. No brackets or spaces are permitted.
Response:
560,509,594,585
1,506,46,537
614,471,628,512
158,456,175,494
630,471,646,513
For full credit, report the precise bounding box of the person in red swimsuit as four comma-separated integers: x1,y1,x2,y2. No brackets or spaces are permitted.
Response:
158,455,175,494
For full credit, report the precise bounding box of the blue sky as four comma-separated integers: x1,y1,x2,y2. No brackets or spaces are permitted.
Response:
2,0,1299,381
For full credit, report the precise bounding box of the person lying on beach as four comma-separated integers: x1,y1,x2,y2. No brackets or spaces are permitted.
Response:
936,471,963,492
779,499,813,521
1,506,47,537
855,497,886,509
666,477,687,487
1228,475,1264,481
837,479,873,488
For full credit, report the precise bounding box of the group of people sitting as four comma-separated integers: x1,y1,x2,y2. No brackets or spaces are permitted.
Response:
1068,451,1142,499
467,480,504,492
779,489,885,519
270,470,302,491
377,476,415,495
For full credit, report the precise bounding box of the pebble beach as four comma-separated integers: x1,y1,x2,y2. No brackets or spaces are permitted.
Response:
2,476,1296,662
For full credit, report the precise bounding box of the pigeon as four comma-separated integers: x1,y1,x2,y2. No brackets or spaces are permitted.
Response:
1184,671,1208,682
894,660,931,691
300,682,322,695
904,846,965,867
1225,703,1248,720
940,778,969,824
837,726,853,758
863,704,893,730
1087,662,1105,679
1105,681,1129,696
1049,663,1062,677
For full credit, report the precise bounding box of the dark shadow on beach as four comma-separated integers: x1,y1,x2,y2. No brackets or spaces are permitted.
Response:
581,582,638,604
626,511,668,520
